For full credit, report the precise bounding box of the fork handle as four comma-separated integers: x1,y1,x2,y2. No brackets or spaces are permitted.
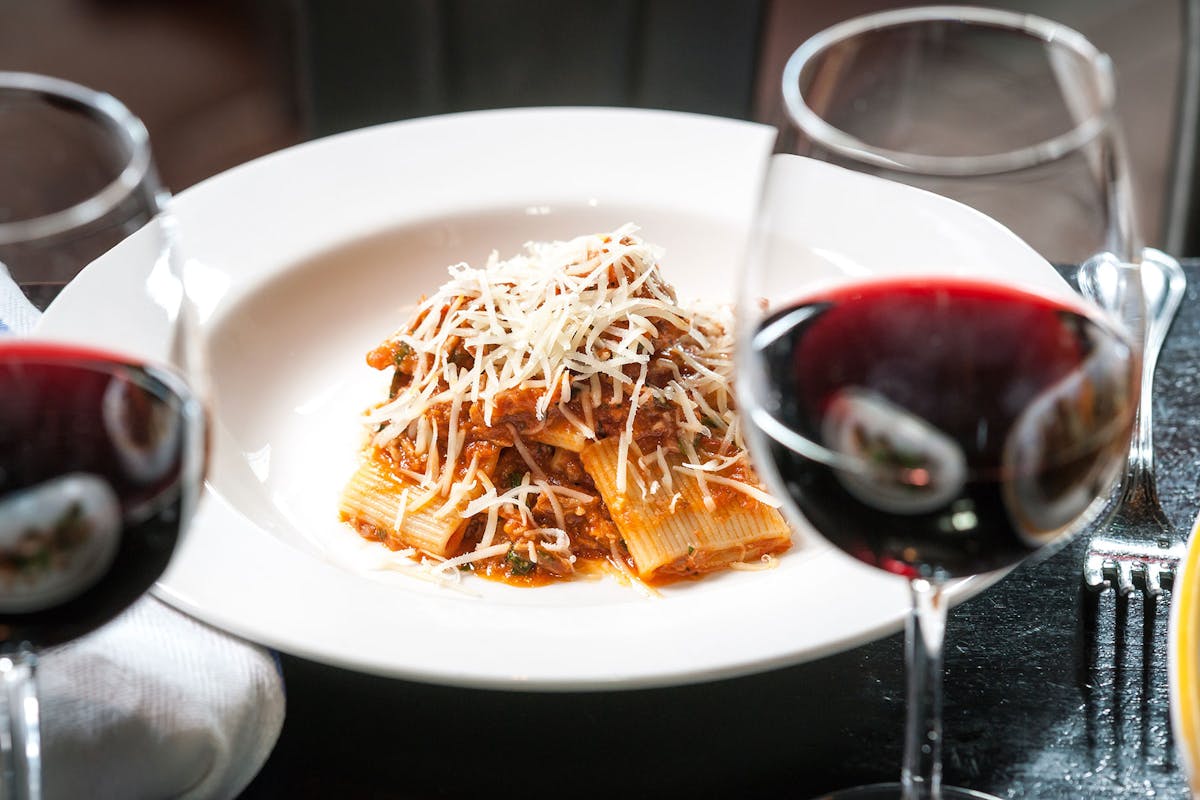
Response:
1123,250,1185,509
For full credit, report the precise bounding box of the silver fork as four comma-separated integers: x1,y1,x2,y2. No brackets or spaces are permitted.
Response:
1082,249,1188,597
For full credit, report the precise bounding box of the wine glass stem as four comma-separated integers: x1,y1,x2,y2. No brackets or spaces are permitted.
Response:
903,577,947,800
0,645,40,800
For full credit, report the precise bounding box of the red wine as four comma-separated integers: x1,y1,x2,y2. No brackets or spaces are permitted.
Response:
0,342,203,646
747,278,1136,578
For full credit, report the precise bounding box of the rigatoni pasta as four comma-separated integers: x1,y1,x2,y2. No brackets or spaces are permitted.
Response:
339,225,790,586
580,438,789,579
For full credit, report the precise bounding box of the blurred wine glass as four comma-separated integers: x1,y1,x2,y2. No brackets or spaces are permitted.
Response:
739,8,1143,799
0,72,206,800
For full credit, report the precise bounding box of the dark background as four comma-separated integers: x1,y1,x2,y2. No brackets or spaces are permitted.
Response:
0,0,1191,250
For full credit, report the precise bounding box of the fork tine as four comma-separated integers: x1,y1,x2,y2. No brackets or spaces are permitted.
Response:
1160,557,1179,591
1084,554,1110,590
1143,563,1164,597
1116,561,1136,596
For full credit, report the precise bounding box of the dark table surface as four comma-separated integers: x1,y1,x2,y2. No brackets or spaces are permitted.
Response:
240,264,1200,800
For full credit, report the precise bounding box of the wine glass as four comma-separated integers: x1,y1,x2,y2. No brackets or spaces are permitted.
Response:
738,8,1142,800
0,72,206,799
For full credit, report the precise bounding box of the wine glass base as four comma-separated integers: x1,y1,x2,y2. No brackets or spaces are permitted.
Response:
814,782,1002,799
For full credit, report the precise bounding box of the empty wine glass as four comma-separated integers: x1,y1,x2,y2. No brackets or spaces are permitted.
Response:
0,72,206,799
739,8,1142,799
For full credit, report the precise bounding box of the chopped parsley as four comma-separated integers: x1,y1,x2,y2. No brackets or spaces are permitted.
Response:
505,548,535,576
391,342,413,367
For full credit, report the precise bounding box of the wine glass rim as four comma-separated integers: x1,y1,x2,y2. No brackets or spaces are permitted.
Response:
780,5,1118,177
0,71,157,245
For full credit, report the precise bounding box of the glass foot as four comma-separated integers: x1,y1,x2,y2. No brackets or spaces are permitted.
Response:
815,783,1002,799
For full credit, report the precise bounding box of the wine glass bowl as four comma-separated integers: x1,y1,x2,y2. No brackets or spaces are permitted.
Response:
743,274,1138,582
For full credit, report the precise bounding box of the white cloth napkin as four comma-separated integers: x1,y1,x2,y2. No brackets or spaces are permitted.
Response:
0,263,285,799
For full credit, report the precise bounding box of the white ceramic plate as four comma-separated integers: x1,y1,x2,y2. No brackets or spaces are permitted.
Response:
36,108,1070,690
